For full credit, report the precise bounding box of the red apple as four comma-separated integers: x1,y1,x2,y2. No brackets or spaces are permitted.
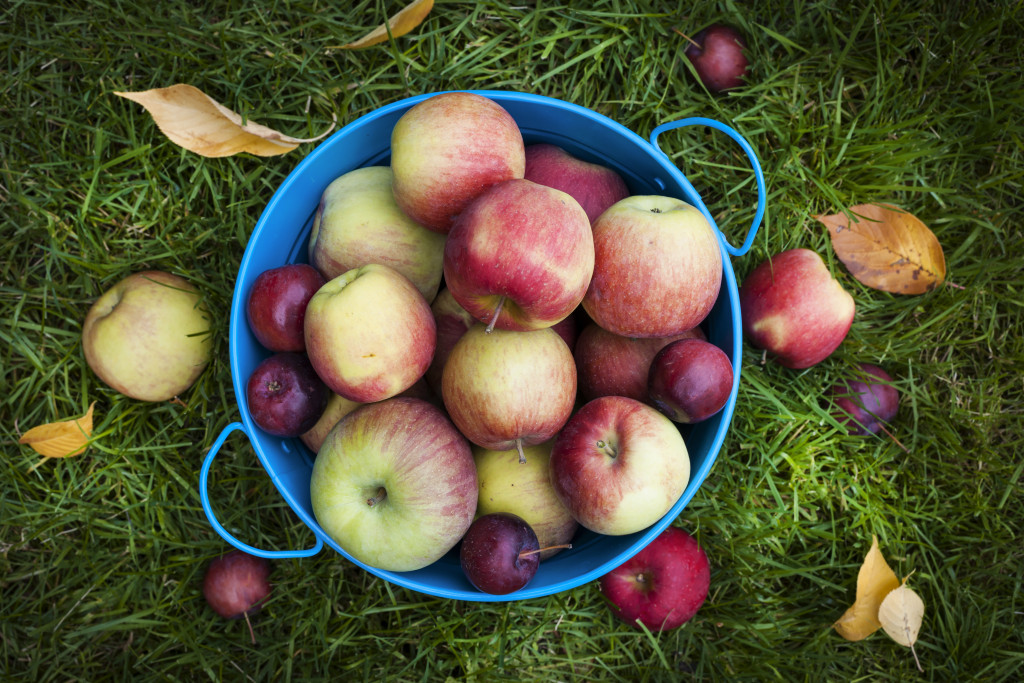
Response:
441,324,576,463
390,92,525,234
424,287,477,394
739,248,855,369
246,352,329,437
574,322,705,403
830,363,899,435
584,195,722,338
523,143,630,224
684,24,749,93
246,264,325,352
549,396,690,536
551,311,581,352
600,526,710,631
443,178,594,332
202,550,272,643
647,338,733,424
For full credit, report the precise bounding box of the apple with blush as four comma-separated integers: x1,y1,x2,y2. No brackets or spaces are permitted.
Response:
684,24,749,93
739,248,855,369
246,263,325,352
524,143,630,224
300,392,363,454
647,338,734,424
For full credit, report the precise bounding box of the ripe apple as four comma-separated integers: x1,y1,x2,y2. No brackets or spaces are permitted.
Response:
246,352,329,437
304,264,435,403
551,310,580,352
441,324,576,463
310,397,477,572
549,396,690,536
459,512,541,595
600,526,710,631
203,550,271,620
739,248,856,369
574,322,705,403
523,143,630,224
830,363,899,435
443,178,594,332
684,24,750,93
424,287,477,394
246,263,325,352
82,270,212,402
584,195,722,338
647,338,734,424
474,441,578,560
391,92,525,233
308,165,445,301
300,392,363,454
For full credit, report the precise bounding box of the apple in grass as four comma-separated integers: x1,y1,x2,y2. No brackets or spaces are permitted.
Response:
739,248,855,369
308,166,445,301
391,92,525,234
523,143,630,224
443,178,594,332
647,338,734,424
441,324,576,464
574,322,705,403
304,264,435,403
246,263,325,352
549,396,690,536
584,196,722,338
600,526,710,631
82,270,212,402
310,397,477,572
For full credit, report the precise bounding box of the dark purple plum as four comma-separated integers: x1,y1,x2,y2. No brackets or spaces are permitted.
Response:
830,363,899,435
203,550,271,643
246,263,325,352
647,338,734,424
460,512,542,595
246,352,328,437
684,24,749,93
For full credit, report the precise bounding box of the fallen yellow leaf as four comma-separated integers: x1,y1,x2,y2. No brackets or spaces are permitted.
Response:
114,84,335,158
833,535,901,641
879,581,925,671
815,203,946,295
18,402,97,458
334,0,434,49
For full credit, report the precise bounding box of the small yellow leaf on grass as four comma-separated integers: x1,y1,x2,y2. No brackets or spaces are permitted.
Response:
878,583,924,647
114,84,335,158
19,402,96,458
815,203,946,294
334,0,434,49
833,535,901,641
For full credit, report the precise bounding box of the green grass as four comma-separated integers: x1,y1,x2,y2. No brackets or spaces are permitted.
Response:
3,0,1024,679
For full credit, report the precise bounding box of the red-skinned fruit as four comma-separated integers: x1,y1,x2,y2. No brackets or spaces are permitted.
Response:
648,338,734,424
460,512,547,595
600,526,710,631
246,264,325,352
523,144,630,224
830,363,899,435
203,550,271,643
246,352,329,437
684,24,749,93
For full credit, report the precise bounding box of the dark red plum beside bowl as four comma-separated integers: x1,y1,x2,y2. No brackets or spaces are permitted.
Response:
247,263,325,352
460,512,541,595
830,363,899,435
684,24,749,93
203,550,272,620
246,352,329,437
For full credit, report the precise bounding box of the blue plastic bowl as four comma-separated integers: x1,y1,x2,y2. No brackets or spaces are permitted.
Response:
201,91,765,602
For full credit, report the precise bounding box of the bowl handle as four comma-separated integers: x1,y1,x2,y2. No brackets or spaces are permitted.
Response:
200,422,324,559
649,117,766,258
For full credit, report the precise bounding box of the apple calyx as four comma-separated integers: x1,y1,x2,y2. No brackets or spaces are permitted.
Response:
366,486,387,507
518,543,572,560
265,380,281,393
485,296,506,334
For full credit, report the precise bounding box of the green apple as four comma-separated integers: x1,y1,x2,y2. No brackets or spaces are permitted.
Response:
82,270,212,402
310,397,477,572
308,166,445,302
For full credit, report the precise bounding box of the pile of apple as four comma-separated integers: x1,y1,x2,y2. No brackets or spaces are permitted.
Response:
242,92,734,597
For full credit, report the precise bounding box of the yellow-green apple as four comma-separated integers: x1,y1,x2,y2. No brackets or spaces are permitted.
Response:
600,525,710,631
474,441,578,560
584,196,722,338
82,270,212,402
443,179,594,332
310,397,477,572
308,166,445,301
300,392,363,453
739,248,855,369
424,287,477,394
574,322,705,403
647,338,733,424
523,143,630,224
549,396,690,536
390,92,525,234
441,324,576,463
246,263,325,352
304,264,435,403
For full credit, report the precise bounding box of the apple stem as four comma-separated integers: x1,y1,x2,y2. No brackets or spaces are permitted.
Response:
366,486,387,507
485,296,506,334
515,438,526,465
519,543,572,559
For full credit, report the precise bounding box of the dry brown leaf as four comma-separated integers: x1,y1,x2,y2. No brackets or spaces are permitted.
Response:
816,203,946,294
879,581,925,671
833,535,901,641
18,402,96,458
114,85,335,158
334,0,434,49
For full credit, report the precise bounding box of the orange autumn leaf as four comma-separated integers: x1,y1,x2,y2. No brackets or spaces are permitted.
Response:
114,85,335,158
816,204,946,294
18,402,97,458
334,0,434,49
833,535,901,641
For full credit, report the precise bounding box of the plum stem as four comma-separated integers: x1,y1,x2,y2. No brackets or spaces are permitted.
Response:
672,27,701,49
243,611,256,644
877,422,909,453
366,486,387,507
515,437,526,465
519,543,572,559
485,296,505,334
